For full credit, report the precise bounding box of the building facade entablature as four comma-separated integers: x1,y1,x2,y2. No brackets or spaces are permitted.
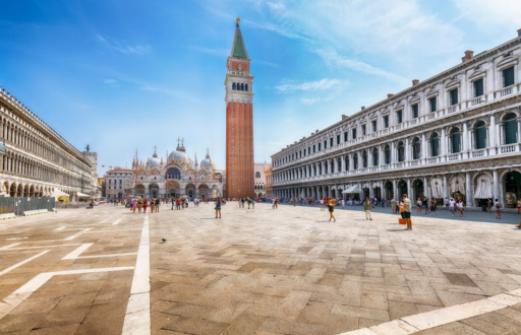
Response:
273,93,521,170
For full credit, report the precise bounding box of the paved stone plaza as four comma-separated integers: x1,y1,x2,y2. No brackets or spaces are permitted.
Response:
0,204,521,335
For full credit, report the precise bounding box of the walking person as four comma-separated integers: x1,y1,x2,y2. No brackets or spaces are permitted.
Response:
155,198,160,212
214,197,222,219
363,197,373,221
456,200,464,217
449,198,456,216
391,198,397,214
401,194,412,230
150,198,156,213
495,199,502,219
171,197,175,211
143,198,148,213
137,198,143,213
327,197,336,222
516,199,521,215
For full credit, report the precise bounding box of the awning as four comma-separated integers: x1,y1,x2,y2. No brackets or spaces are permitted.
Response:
76,192,91,198
52,189,69,198
343,185,361,194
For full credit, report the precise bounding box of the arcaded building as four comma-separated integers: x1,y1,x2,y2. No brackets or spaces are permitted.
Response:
272,29,521,208
225,18,255,199
0,88,96,200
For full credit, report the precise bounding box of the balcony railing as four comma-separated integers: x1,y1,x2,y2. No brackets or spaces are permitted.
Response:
470,95,485,106
500,143,518,153
495,86,514,98
471,149,486,158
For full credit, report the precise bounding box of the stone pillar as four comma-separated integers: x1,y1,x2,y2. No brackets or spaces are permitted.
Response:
391,142,396,163
441,128,447,158
405,138,410,162
462,122,469,152
465,172,472,207
443,175,449,199
490,114,496,153
407,179,412,199
393,179,398,200
341,155,346,172
492,169,500,202
423,177,429,198
421,133,427,160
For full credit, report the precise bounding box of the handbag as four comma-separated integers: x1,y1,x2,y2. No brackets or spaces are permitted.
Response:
398,218,407,225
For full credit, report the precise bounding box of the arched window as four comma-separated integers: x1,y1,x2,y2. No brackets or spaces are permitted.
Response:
165,167,181,179
353,153,358,170
362,151,368,168
344,155,349,171
384,145,391,164
255,171,261,178
412,137,421,159
450,127,461,153
245,83,248,91
503,113,518,144
397,141,405,162
474,120,487,149
240,83,245,91
372,148,379,166
232,83,236,90
430,132,440,157
337,157,342,172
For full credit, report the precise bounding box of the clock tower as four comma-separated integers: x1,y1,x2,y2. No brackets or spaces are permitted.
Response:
225,18,254,198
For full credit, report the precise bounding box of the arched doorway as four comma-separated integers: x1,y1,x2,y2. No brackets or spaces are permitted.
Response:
17,184,23,197
373,187,381,201
413,179,424,200
165,166,181,180
198,184,210,200
166,180,180,197
331,189,337,199
9,183,16,197
362,187,370,200
211,186,220,198
185,183,196,199
384,181,393,200
29,185,34,197
148,183,160,198
398,180,407,198
504,171,521,208
135,184,145,197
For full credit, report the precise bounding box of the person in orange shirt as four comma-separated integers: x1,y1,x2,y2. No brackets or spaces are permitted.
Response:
327,198,337,222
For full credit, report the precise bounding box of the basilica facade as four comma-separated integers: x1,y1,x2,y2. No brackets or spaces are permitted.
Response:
272,29,521,208
105,141,223,200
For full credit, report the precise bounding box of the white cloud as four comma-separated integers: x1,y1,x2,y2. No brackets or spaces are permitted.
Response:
317,49,408,85
188,45,228,57
276,78,343,93
453,0,521,27
96,34,151,56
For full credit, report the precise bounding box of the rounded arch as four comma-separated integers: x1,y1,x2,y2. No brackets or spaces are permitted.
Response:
165,180,180,197
185,183,196,199
9,183,16,197
412,137,421,159
17,184,23,197
503,170,521,207
165,166,181,180
502,112,518,144
29,185,34,197
362,150,368,168
473,120,487,149
397,141,405,162
384,144,391,164
430,132,440,157
134,184,146,196
198,184,210,200
397,179,408,198
372,147,379,166
450,127,462,153
412,179,424,200
384,180,393,200
148,183,160,198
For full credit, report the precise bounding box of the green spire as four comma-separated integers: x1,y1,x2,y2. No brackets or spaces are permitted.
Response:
231,17,248,59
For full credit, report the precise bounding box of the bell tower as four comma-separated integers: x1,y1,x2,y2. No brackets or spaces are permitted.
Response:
225,17,254,198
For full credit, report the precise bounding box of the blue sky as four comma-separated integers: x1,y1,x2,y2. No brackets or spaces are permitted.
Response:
1,0,520,173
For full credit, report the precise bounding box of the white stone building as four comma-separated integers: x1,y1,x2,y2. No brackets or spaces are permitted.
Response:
254,162,270,196
272,29,521,208
0,87,96,200
105,141,224,200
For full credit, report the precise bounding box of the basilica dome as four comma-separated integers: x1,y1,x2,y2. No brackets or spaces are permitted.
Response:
146,148,161,169
200,152,213,170
168,150,188,164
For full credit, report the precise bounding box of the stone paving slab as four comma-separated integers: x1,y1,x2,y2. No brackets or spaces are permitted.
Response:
0,203,520,334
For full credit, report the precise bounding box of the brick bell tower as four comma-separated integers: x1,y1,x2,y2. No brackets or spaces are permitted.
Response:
225,17,254,199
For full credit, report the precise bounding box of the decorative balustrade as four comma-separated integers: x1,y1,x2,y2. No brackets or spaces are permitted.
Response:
495,86,514,98
471,149,486,158
500,143,518,153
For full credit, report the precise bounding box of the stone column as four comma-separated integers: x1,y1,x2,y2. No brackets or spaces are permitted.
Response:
405,138,410,162
341,155,346,172
407,179,412,199
423,177,429,198
443,175,449,199
492,169,500,202
462,122,469,153
421,133,427,160
393,179,398,200
465,172,472,207
391,142,396,163
490,114,497,154
441,128,447,158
